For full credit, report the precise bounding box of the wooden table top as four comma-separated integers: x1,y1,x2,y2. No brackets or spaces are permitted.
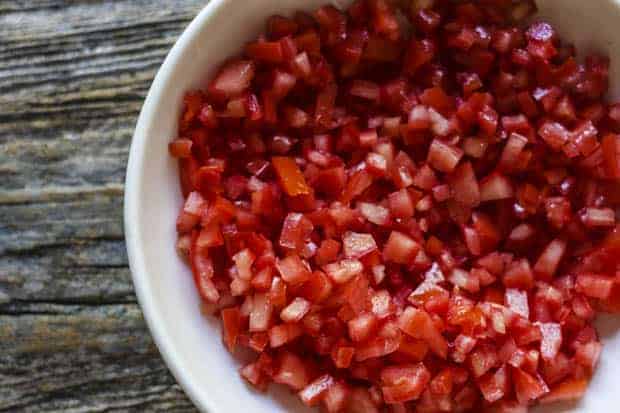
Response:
0,1,209,411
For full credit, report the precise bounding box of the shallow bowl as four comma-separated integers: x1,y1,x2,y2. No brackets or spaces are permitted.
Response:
125,0,620,411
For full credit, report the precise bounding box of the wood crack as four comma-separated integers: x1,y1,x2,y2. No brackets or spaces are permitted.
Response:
0,184,124,204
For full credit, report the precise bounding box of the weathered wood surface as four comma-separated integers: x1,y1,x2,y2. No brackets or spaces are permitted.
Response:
0,1,209,411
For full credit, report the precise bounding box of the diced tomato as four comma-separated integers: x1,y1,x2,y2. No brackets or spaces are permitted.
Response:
403,39,436,75
343,231,378,259
602,134,620,179
269,323,303,348
347,387,380,413
221,307,241,351
512,368,549,404
398,307,448,358
348,312,379,342
247,331,271,353
503,259,534,290
350,80,381,101
478,365,510,403
542,198,570,231
280,297,311,323
540,378,588,403
355,336,400,361
505,288,529,319
358,202,391,226
249,293,273,332
269,276,288,308
580,207,616,228
323,381,349,412
177,210,201,234
272,157,311,196
300,270,333,303
315,83,338,128
315,239,341,266
273,351,309,390
280,212,314,253
191,250,219,303
209,60,255,99
409,281,450,314
383,231,420,264
232,248,255,281
428,139,464,173
169,139,193,158
246,41,284,63
299,374,335,406
381,363,431,403
449,268,480,293
538,322,562,361
576,273,614,300
341,170,374,204
541,352,572,385
575,341,602,371
276,255,312,285
388,189,414,219
449,161,481,208
430,368,453,395
534,239,566,281
469,344,500,378
332,346,355,368
240,362,265,388
323,259,364,284
271,70,297,99
480,173,514,202
499,133,528,171
452,334,477,363
316,166,347,197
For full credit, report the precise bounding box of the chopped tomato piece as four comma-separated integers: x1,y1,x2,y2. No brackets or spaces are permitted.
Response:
276,255,312,285
209,60,255,99
343,231,378,259
273,351,309,390
381,364,431,403
299,374,335,406
512,368,549,404
383,231,420,264
221,307,241,351
540,379,588,403
398,307,448,358
272,156,311,196
323,259,364,284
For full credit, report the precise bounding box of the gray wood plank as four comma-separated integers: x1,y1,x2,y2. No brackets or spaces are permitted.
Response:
0,304,194,412
0,1,211,411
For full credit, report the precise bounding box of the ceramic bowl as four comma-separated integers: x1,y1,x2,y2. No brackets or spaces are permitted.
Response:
125,0,620,411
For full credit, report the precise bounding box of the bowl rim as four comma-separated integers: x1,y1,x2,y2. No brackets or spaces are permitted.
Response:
124,1,228,412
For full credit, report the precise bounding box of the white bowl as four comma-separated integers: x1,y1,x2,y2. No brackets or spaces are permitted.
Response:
125,0,620,412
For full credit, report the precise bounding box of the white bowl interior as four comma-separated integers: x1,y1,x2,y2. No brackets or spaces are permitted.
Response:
125,0,620,412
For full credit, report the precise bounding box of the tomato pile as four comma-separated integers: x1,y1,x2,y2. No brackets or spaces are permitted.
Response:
169,0,620,411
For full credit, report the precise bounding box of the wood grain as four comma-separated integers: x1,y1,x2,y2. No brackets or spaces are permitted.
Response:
0,1,208,410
